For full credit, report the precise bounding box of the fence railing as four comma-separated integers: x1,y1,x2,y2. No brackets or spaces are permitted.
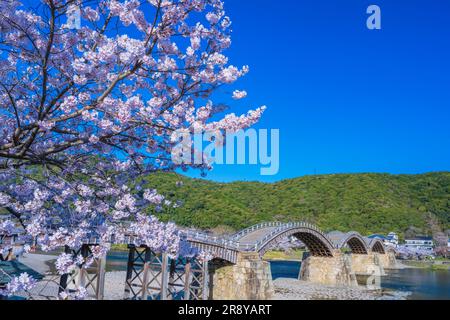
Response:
249,222,333,252
230,222,285,240
184,221,332,252
181,230,241,249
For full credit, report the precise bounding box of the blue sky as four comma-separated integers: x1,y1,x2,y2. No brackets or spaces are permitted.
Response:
22,0,450,182
186,0,450,182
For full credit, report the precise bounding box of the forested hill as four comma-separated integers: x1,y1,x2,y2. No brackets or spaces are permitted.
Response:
140,172,450,238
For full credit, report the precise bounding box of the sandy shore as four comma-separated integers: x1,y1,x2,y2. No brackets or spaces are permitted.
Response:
104,271,126,300
15,271,411,300
18,253,56,275
272,278,410,300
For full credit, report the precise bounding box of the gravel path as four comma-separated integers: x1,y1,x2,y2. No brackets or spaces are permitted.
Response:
14,272,128,300
18,253,56,275
16,274,411,300
104,271,126,300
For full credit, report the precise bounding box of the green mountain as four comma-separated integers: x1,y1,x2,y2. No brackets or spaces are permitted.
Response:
140,172,450,238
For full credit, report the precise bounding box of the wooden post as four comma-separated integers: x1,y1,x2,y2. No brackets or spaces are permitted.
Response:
77,245,89,289
58,246,72,295
184,259,192,300
140,248,152,300
202,260,209,300
160,253,169,300
123,245,136,299
168,259,176,300
96,254,106,300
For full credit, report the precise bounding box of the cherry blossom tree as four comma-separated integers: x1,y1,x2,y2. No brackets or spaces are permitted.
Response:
0,0,265,296
0,0,264,169
396,245,435,260
433,232,449,258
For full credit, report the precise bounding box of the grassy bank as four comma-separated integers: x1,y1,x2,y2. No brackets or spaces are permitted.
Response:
263,250,305,261
402,259,450,271
111,244,129,252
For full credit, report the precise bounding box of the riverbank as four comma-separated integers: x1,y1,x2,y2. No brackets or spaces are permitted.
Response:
76,272,414,300
263,250,304,261
272,278,410,300
400,259,450,271
104,272,413,300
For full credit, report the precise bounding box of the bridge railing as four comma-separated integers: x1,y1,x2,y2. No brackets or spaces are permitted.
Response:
243,221,336,252
230,222,286,240
250,223,300,251
181,230,241,249
181,222,321,252
232,223,286,252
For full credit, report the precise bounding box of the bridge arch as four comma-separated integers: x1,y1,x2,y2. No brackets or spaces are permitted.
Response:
367,238,386,254
327,231,369,254
255,224,336,257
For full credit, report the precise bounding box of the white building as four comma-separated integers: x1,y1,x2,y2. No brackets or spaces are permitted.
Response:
386,232,399,246
404,237,434,251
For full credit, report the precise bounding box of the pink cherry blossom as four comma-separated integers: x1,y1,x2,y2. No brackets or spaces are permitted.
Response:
232,90,248,100
0,272,37,297
0,0,266,294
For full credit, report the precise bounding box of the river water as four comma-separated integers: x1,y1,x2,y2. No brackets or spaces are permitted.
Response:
378,267,450,300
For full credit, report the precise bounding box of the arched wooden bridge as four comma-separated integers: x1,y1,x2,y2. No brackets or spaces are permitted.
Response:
183,222,394,263
0,221,395,300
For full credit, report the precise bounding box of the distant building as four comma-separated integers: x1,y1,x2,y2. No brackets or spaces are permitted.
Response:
368,233,398,247
404,236,434,251
386,232,399,246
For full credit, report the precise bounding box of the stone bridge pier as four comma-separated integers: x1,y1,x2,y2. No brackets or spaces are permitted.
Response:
378,251,398,269
300,252,398,286
208,252,274,300
299,250,358,287
350,253,385,276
